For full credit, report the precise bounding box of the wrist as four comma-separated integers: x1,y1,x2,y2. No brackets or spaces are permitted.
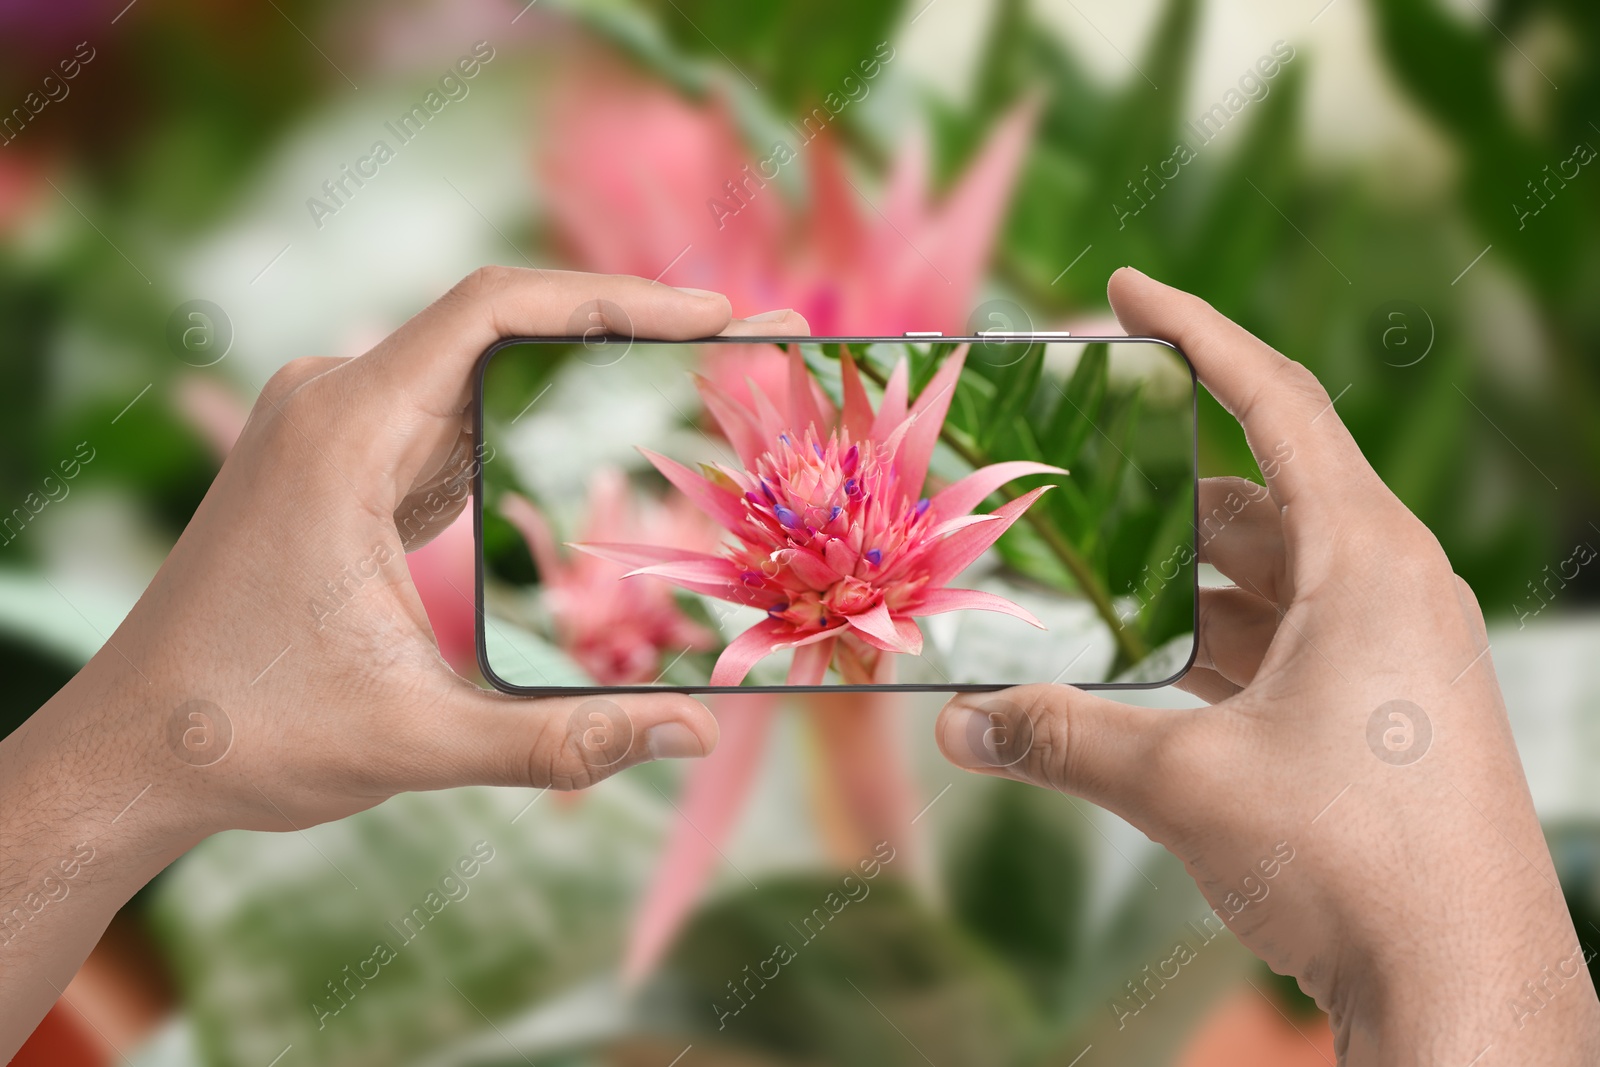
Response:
1327,890,1600,1064
2,652,211,875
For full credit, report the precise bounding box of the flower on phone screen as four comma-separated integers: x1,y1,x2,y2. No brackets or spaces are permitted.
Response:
576,345,1063,685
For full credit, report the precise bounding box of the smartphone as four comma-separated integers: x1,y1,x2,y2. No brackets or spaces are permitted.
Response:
473,334,1196,694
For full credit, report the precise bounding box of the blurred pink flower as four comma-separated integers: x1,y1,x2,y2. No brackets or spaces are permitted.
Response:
579,345,1062,685
535,54,1038,983
497,468,718,685
537,58,1035,333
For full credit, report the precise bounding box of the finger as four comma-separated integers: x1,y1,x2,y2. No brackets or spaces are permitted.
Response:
1197,476,1288,604
1174,666,1240,705
719,309,812,337
363,268,734,413
935,684,1190,828
393,426,476,552
1107,268,1382,516
399,682,720,793
1194,585,1279,687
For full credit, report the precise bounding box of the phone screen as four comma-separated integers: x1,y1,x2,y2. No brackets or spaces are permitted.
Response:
475,336,1196,692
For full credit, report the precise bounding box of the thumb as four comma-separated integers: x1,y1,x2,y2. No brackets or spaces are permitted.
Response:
935,684,1188,828
400,683,721,794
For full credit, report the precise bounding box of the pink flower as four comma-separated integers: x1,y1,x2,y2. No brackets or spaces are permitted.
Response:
498,467,718,685
536,56,1035,333
578,345,1064,686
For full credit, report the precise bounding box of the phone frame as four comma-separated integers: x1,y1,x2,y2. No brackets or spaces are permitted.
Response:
473,334,1199,695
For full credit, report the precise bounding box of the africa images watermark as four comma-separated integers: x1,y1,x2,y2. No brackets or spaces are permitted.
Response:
1513,537,1596,629
311,840,497,1029
0,40,98,146
1510,941,1597,1031
705,41,896,231
0,441,98,547
712,840,899,1030
1513,139,1597,231
1113,40,1297,230
1109,840,1296,1030
0,843,97,950
305,41,497,230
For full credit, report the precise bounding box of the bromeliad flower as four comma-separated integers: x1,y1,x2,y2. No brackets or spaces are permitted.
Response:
578,345,1065,686
499,468,719,685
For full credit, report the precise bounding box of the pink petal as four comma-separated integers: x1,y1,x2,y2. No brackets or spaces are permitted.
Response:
870,357,909,440
899,344,968,495
499,492,565,583
776,546,843,589
710,618,788,686
744,376,790,449
638,447,749,532
916,485,1055,589
930,460,1068,520
693,372,768,469
623,558,745,599
906,586,1046,628
581,467,631,543
569,542,726,570
787,344,828,439
822,536,858,575
805,132,868,270
787,636,836,684
838,350,876,440
405,511,478,676
845,600,922,655
923,512,1000,540
902,99,1039,333
622,694,780,983
806,689,920,868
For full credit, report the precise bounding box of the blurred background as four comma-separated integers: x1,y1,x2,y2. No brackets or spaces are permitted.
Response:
3,0,1600,1064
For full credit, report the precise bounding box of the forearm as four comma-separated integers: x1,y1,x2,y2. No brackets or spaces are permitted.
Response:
1334,891,1600,1065
0,658,194,1061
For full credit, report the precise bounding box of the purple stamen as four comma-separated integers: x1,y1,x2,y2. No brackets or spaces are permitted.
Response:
744,491,764,506
813,442,825,460
828,505,842,522
774,505,803,530
778,433,791,446
760,480,777,503
844,478,862,499
767,601,790,617
740,569,764,586
865,548,882,566
914,497,931,517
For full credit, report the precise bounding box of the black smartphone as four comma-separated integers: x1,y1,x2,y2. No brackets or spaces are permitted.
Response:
473,334,1196,694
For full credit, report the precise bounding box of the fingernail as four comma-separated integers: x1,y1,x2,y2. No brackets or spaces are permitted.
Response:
673,286,723,300
943,703,1000,768
645,721,706,760
744,308,794,323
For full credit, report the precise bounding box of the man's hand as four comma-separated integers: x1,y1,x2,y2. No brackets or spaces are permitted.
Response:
936,267,1600,1064
0,268,808,1058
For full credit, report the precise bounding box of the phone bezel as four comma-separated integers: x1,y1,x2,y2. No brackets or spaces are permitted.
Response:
472,334,1199,695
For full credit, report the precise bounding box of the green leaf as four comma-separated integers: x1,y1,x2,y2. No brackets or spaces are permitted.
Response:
979,342,1045,451
650,873,1035,1066
943,778,1090,1007
1041,344,1108,469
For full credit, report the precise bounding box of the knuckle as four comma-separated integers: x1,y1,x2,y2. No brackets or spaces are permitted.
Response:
1278,359,1330,409
455,264,514,299
525,714,603,791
